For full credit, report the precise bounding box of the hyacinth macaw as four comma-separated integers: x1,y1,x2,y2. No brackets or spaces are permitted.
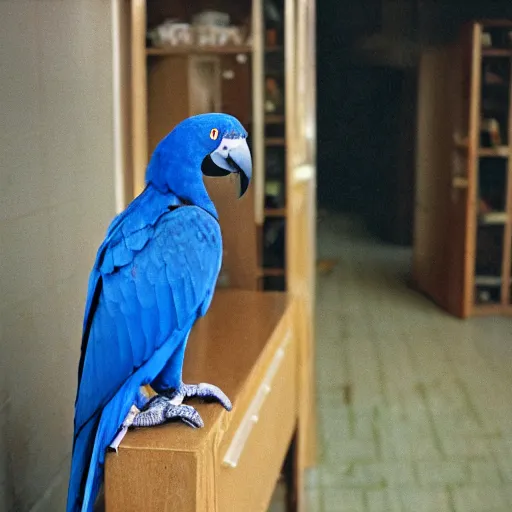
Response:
66,113,252,512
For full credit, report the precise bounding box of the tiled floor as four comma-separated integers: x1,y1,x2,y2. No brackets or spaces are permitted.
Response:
270,213,512,512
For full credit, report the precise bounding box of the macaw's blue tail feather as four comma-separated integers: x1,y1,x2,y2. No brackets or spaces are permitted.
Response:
67,389,137,512
67,414,100,512
67,322,196,512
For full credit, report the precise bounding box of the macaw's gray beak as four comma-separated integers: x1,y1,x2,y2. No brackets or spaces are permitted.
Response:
209,138,252,198
229,140,252,197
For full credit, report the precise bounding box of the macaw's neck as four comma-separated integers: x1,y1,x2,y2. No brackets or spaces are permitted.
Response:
145,141,218,219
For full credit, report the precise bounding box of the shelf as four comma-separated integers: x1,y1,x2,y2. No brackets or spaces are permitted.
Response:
482,48,512,57
146,45,252,56
480,20,512,28
479,146,510,157
478,212,509,225
454,138,469,151
472,304,512,315
266,46,283,53
261,268,285,277
265,137,286,146
475,275,504,286
455,139,510,157
483,80,509,88
265,114,285,124
265,208,286,217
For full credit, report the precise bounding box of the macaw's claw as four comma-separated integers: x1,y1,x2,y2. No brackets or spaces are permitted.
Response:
131,396,204,429
164,383,233,412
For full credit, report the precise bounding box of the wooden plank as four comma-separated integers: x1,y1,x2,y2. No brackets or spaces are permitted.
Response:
265,114,285,124
187,55,221,116
479,212,509,225
260,268,285,277
482,49,512,57
284,0,318,478
131,0,148,197
501,52,512,305
220,53,252,127
305,0,318,469
146,45,252,56
465,23,482,316
471,304,512,316
113,0,133,207
206,177,259,290
413,45,457,312
479,19,512,27
266,137,286,146
265,208,287,217
478,147,510,157
146,56,189,155
252,0,265,226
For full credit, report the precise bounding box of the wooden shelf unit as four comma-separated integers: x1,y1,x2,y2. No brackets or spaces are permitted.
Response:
414,20,512,318
123,0,318,487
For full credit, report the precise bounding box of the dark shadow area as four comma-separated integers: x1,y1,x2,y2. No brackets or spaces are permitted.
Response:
317,0,512,246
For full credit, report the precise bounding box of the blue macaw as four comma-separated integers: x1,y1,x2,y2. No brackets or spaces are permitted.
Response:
66,113,252,512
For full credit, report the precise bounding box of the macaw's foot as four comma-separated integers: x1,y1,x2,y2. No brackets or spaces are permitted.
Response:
108,392,203,451
108,384,232,450
131,395,204,429
164,383,232,412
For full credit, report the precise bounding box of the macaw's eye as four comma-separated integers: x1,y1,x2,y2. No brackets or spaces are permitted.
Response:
210,128,219,140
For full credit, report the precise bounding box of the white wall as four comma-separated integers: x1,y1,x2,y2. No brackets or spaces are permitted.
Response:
0,1,117,510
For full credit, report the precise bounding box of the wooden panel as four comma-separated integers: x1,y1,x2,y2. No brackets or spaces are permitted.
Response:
453,23,481,317
502,38,512,306
251,0,265,225
285,0,317,475
413,42,468,316
413,48,448,305
182,53,259,290
144,34,258,291
113,0,134,208
217,330,296,512
220,53,252,127
188,55,222,115
146,56,189,156
105,450,199,512
131,0,148,196
205,177,259,290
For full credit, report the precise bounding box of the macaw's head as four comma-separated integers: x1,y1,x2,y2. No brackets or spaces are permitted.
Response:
145,113,252,217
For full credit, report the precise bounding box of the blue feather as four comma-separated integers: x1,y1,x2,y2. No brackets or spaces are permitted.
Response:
111,239,133,268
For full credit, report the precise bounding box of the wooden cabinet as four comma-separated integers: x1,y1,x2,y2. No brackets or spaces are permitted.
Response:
118,0,317,489
105,291,298,512
413,20,512,318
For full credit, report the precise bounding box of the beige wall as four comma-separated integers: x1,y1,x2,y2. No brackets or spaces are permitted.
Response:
0,1,117,510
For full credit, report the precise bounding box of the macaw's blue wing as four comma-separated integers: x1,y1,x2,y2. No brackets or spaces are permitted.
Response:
67,205,222,512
